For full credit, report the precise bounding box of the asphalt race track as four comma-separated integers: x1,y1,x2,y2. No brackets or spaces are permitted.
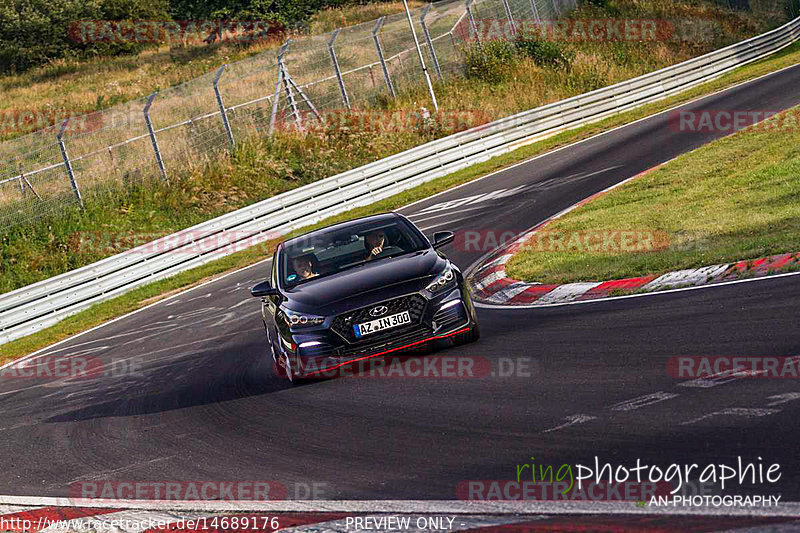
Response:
1,63,799,503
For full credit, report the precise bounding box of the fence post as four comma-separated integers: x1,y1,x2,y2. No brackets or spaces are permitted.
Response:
328,29,351,109
529,0,541,23
403,0,438,111
268,41,290,136
143,93,168,182
420,4,443,79
501,0,517,36
552,0,560,17
466,0,482,47
282,70,303,131
213,64,236,149
56,118,83,207
372,17,396,98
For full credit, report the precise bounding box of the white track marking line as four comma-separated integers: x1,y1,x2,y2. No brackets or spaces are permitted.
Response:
680,407,782,426
0,505,38,515
609,392,679,412
543,414,598,434
408,204,491,224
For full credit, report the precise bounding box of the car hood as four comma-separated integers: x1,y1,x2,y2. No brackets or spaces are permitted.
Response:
284,249,445,314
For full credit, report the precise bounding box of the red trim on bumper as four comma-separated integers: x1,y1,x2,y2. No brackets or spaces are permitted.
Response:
303,327,472,377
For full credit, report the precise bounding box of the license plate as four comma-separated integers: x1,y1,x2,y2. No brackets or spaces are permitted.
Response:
354,310,411,338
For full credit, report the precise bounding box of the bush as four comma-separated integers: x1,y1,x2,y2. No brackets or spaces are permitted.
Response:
0,0,169,74
463,41,518,83
514,38,574,70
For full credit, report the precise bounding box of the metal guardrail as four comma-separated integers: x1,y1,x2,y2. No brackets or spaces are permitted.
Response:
1,15,799,345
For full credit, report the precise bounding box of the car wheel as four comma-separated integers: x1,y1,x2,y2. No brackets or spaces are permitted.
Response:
272,359,289,379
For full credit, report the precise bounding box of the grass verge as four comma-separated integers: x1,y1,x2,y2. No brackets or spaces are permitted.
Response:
2,41,800,364
505,104,800,285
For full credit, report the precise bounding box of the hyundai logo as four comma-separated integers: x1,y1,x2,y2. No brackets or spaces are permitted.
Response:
369,305,389,317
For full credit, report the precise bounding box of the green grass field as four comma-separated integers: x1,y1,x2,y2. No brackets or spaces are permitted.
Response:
505,104,800,284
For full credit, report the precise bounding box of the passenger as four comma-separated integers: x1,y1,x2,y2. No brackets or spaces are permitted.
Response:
364,229,387,260
292,254,318,279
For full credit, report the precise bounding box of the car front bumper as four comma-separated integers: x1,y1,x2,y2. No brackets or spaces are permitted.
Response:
277,285,478,378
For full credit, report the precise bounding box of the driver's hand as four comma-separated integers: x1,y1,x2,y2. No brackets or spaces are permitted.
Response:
371,246,383,256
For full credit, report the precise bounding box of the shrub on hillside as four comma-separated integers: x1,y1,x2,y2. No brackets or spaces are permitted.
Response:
463,41,518,83
0,0,169,74
514,38,574,70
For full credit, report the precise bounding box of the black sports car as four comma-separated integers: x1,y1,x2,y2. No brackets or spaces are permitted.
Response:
250,212,480,381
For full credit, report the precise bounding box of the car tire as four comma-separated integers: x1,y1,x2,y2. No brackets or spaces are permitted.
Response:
272,359,289,379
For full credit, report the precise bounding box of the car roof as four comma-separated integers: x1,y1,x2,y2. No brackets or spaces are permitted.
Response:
281,212,402,249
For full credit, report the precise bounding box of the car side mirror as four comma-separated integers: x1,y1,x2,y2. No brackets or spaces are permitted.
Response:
251,280,279,298
432,231,454,249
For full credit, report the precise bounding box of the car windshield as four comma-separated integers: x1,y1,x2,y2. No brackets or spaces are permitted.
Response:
280,217,428,288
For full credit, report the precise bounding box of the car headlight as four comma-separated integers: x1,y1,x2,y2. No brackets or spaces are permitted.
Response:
425,265,456,294
278,308,326,328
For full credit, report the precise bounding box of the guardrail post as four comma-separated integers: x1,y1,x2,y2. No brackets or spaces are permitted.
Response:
420,4,443,79
268,41,290,136
501,0,517,36
56,118,83,208
213,65,236,149
328,29,351,109
143,93,168,182
466,0,482,47
372,17,396,98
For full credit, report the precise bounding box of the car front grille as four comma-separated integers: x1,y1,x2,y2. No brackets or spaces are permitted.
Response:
331,293,427,344
340,323,434,358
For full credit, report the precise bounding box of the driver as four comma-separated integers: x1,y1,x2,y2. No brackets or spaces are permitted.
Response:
291,254,318,279
364,229,387,260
